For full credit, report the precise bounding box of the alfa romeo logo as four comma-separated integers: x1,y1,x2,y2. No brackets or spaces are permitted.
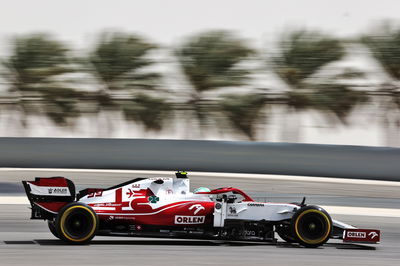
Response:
148,195,160,204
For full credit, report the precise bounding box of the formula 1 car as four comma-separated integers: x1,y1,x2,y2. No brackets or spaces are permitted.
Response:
22,171,380,247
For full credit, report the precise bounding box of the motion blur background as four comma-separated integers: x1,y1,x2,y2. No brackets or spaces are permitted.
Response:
1,2,400,265
0,0,400,147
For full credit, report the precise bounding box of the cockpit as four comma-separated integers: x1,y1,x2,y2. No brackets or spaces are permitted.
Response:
194,187,254,203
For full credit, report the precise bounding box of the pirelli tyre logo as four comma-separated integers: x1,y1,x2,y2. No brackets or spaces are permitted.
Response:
174,215,205,224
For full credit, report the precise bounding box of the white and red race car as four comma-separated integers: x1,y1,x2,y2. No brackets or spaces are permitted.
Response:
22,171,380,247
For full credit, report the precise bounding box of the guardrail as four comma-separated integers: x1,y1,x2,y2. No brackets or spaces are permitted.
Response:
0,137,399,181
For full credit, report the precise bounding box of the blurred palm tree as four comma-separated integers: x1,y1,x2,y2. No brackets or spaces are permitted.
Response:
2,34,82,128
86,32,169,135
219,94,267,140
176,31,254,135
272,30,367,140
362,25,400,146
272,30,345,107
122,94,171,132
362,25,400,83
310,82,368,125
88,32,160,94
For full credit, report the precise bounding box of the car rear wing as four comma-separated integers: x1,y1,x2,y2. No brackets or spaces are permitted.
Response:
22,177,76,219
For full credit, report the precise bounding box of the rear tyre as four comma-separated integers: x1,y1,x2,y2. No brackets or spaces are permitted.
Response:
291,205,332,248
48,220,60,239
55,202,98,244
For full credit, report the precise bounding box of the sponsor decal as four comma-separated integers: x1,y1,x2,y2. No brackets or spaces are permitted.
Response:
244,230,256,236
126,188,135,198
227,206,238,216
148,195,160,204
93,203,124,207
88,190,103,198
132,184,140,188
174,215,205,224
29,183,70,196
189,204,205,215
247,203,264,207
166,189,173,195
51,188,68,194
369,231,379,239
215,203,222,210
347,231,366,238
114,216,134,220
343,229,380,243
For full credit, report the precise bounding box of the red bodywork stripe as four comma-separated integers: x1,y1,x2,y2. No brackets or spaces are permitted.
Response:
29,177,68,187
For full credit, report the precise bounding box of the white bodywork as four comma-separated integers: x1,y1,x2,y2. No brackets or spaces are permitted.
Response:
214,201,298,227
79,175,355,231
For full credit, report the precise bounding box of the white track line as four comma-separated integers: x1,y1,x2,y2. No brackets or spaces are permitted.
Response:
321,206,400,218
1,168,400,187
0,196,29,204
0,196,399,218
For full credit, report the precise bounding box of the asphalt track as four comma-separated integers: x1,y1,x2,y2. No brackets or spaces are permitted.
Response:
1,169,399,266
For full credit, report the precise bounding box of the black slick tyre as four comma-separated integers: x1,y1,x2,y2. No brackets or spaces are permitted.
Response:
55,202,98,244
48,220,60,239
290,205,332,248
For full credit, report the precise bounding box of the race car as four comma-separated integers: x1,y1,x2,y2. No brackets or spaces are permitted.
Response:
22,171,380,247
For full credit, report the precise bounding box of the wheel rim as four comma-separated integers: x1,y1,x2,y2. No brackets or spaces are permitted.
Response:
64,212,93,238
295,209,331,244
60,206,96,242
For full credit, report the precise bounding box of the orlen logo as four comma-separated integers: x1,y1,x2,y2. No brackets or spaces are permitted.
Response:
174,216,205,224
347,231,366,238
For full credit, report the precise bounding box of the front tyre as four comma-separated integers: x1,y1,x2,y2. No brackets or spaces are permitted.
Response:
291,205,332,248
55,202,98,244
